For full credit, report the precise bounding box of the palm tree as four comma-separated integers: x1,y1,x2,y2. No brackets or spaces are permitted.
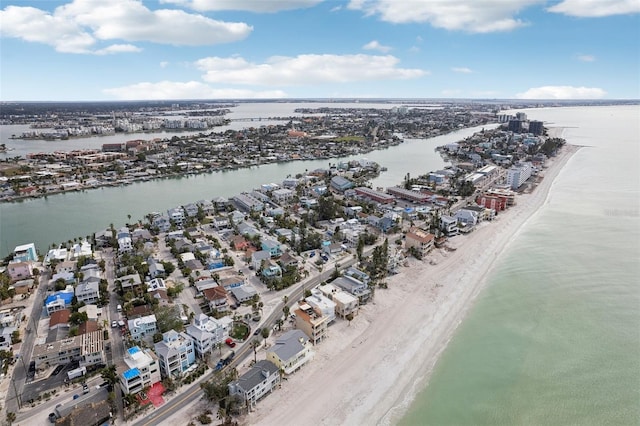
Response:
250,339,261,363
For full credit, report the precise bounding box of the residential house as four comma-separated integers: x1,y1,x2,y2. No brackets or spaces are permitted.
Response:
213,196,230,212
266,330,313,376
119,274,143,292
78,305,102,322
183,203,199,217
75,281,100,305
332,276,371,304
294,303,329,345
305,291,336,323
13,243,37,262
7,261,33,282
119,346,161,395
197,199,215,215
55,260,77,275
454,209,479,227
153,215,171,233
261,239,283,258
230,235,250,251
440,215,459,237
228,360,280,409
322,242,343,256
212,216,230,230
405,227,435,258
333,291,359,319
154,330,196,379
278,252,299,269
261,261,282,279
203,286,230,313
48,309,71,331
128,314,157,342
185,314,231,359
271,188,294,203
251,250,272,271
344,267,370,285
167,207,186,226
148,258,166,278
229,285,257,304
45,288,74,316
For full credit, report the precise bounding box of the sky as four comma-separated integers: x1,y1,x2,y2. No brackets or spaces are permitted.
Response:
1,0,639,101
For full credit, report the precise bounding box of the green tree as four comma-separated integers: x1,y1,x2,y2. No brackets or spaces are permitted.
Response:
251,339,261,363
261,327,270,345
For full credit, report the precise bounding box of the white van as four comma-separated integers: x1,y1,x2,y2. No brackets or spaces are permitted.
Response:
116,304,122,313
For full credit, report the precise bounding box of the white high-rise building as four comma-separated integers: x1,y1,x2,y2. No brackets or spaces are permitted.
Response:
506,162,533,189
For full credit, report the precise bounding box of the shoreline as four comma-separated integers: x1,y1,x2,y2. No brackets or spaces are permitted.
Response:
241,131,579,426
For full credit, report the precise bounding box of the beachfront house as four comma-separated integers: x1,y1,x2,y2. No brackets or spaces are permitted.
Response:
440,215,459,237
332,276,371,304
228,360,280,409
405,227,435,258
266,329,313,376
295,303,330,345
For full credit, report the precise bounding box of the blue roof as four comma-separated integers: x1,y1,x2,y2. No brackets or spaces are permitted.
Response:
122,368,140,380
45,292,74,306
127,347,141,355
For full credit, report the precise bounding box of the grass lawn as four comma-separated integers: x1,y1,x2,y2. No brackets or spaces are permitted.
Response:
230,322,249,341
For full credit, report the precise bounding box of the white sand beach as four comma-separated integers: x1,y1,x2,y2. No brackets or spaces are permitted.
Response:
243,137,579,426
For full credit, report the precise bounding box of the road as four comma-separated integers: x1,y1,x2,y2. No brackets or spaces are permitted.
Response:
5,268,49,414
99,248,126,420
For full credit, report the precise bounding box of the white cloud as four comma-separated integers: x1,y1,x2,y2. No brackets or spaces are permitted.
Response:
160,0,323,12
548,0,640,17
103,81,287,100
363,40,392,53
452,67,473,73
160,61,169,68
0,0,252,54
576,54,596,62
347,0,544,32
195,54,427,85
516,85,607,99
94,44,142,55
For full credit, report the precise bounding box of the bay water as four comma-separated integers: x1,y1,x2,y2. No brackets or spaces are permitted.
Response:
0,100,497,256
399,105,640,425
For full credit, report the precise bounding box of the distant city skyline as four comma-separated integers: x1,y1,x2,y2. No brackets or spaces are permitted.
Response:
1,0,639,101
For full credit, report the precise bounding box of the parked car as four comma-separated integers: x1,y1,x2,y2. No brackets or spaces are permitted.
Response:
253,328,261,336
225,338,236,348
111,320,118,328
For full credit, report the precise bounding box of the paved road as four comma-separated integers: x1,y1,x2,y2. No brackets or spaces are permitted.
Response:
101,248,125,420
5,268,49,414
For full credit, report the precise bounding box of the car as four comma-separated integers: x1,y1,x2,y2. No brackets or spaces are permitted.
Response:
253,328,261,336
111,320,118,328
225,338,236,348
309,251,315,257
48,413,57,423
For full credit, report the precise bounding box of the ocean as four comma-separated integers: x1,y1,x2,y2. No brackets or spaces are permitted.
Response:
399,105,640,425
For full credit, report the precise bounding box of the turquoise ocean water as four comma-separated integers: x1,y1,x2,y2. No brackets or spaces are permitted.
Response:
399,105,640,426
